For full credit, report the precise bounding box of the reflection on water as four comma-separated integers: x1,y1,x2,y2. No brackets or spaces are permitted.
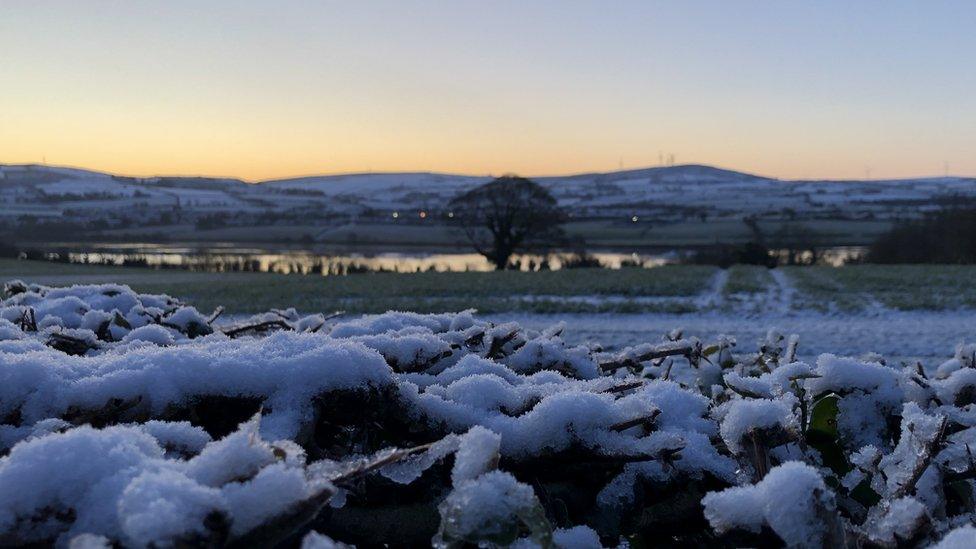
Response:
36,243,866,275
42,245,669,275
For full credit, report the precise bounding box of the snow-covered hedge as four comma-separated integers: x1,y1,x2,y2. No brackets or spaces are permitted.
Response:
1,281,976,547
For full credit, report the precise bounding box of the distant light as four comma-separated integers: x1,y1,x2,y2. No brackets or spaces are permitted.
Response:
392,211,399,219
447,212,454,218
419,211,427,219
631,215,639,222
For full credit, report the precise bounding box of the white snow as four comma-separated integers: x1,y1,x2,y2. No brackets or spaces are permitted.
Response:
718,396,799,454
702,461,837,548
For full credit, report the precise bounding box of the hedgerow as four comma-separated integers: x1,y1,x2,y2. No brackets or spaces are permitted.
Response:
0,280,974,547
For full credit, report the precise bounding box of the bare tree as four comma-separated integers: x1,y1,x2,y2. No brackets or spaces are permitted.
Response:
448,176,568,270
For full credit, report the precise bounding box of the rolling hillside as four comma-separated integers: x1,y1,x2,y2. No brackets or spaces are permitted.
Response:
1,163,973,248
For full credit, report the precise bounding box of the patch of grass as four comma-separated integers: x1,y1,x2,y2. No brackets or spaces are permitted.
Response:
827,265,976,310
0,259,715,314
723,265,773,295
785,265,976,312
0,260,130,277
784,267,864,312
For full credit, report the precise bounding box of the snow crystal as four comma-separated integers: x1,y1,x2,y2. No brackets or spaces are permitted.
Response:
162,306,211,333
935,343,976,379
0,425,165,543
936,367,976,407
329,311,458,338
435,470,544,544
932,524,976,549
302,530,353,548
504,338,600,379
807,354,903,448
67,533,113,549
222,462,312,535
379,433,460,485
702,461,837,548
0,319,24,341
511,525,604,549
117,469,225,546
452,426,501,484
185,415,275,487
137,420,211,457
551,525,603,549
877,403,946,497
0,331,394,440
121,324,175,346
636,379,715,435
863,496,928,546
718,396,798,454
0,416,331,546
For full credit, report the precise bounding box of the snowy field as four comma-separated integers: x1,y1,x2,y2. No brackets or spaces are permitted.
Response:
495,310,976,365
4,259,976,365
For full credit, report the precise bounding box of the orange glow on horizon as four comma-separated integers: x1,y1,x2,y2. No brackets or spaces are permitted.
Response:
2,2,973,182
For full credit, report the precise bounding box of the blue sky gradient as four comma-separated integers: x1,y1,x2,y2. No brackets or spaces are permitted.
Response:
1,1,973,180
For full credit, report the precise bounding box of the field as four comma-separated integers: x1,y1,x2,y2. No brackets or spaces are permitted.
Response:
0,259,719,314
3,258,972,315
6,259,976,362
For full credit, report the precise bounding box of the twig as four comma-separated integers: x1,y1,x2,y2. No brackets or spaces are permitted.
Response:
891,416,948,499
46,332,98,356
306,311,344,333
18,308,37,332
206,306,224,325
331,441,439,488
222,320,293,338
486,329,519,359
600,380,645,395
599,346,695,373
609,409,660,432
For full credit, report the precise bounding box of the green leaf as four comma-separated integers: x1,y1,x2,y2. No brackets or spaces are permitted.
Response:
808,394,839,437
850,479,881,507
946,480,974,515
805,394,848,476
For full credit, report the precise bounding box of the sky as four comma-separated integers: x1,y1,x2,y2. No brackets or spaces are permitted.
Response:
1,1,974,181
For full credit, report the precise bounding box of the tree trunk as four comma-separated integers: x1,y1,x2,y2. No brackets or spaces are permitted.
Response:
490,245,512,270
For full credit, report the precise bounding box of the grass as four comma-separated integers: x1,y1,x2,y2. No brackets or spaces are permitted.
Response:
723,265,773,295
825,265,976,310
0,259,716,314
783,267,862,312
7,259,976,315
784,265,976,311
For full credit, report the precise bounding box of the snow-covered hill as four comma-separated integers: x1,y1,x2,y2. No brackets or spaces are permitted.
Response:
1,163,974,243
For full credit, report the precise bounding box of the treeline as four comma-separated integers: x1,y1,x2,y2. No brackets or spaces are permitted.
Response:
868,207,976,263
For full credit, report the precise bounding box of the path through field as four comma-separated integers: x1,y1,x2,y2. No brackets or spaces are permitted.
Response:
767,269,795,315
695,269,728,309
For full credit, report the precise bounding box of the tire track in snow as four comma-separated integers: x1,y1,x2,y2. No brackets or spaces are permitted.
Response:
695,269,729,309
769,269,795,315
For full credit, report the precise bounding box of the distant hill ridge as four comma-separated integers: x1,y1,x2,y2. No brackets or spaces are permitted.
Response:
3,162,975,247
1,162,969,188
